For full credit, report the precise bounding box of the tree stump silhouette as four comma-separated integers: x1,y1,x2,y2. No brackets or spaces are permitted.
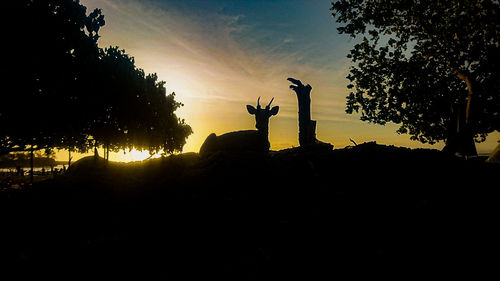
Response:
288,77,333,150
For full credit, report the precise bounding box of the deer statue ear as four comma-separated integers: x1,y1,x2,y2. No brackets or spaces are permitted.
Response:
270,106,279,116
247,105,256,115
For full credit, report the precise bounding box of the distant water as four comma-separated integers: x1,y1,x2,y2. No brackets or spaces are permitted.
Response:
0,164,66,174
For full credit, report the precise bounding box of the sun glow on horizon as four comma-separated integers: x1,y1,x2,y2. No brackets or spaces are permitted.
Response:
113,148,163,162
55,147,164,163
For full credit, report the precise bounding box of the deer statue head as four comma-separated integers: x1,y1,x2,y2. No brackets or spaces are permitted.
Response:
246,97,279,138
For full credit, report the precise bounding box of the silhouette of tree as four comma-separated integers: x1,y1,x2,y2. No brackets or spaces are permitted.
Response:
2,1,192,161
331,0,500,156
138,77,193,155
91,47,192,158
2,0,104,157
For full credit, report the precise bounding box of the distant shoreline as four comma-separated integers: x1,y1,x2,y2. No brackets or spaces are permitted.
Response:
0,161,67,169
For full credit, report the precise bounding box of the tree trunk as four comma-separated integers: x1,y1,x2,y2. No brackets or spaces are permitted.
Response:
458,76,477,157
463,75,473,126
288,78,316,146
297,91,316,146
30,145,34,184
94,141,99,161
443,103,477,157
287,78,333,150
106,144,110,162
446,70,477,157
68,147,72,170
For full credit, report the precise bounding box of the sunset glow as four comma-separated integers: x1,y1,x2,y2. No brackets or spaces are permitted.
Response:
4,1,498,276
60,0,499,161
55,147,162,163
114,148,162,162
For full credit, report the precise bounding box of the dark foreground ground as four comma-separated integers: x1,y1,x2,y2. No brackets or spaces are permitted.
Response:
1,142,498,279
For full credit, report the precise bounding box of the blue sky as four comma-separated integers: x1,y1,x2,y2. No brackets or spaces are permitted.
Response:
74,0,498,159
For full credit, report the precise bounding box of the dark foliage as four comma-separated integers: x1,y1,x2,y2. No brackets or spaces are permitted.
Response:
331,0,500,155
92,47,192,155
2,0,104,155
1,0,192,157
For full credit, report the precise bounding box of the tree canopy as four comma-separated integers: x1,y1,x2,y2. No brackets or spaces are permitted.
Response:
3,0,104,155
2,0,192,158
331,0,500,155
91,47,192,156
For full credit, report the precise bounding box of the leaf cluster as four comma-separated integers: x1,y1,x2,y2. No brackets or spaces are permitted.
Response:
332,0,500,144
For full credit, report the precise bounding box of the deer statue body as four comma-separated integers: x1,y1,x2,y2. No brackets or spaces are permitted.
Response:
199,98,279,157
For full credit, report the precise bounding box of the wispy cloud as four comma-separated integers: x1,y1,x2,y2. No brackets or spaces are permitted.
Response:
80,0,363,151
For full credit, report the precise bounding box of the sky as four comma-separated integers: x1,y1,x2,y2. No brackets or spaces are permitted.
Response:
60,0,499,161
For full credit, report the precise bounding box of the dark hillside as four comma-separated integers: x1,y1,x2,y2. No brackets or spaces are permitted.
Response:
1,143,497,279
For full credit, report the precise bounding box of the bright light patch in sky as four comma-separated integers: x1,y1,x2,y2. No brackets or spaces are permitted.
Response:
117,148,162,162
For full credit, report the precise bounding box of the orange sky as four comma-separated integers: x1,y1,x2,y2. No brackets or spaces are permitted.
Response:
58,0,499,162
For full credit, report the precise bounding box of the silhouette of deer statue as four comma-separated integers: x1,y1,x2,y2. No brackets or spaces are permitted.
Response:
199,97,279,157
